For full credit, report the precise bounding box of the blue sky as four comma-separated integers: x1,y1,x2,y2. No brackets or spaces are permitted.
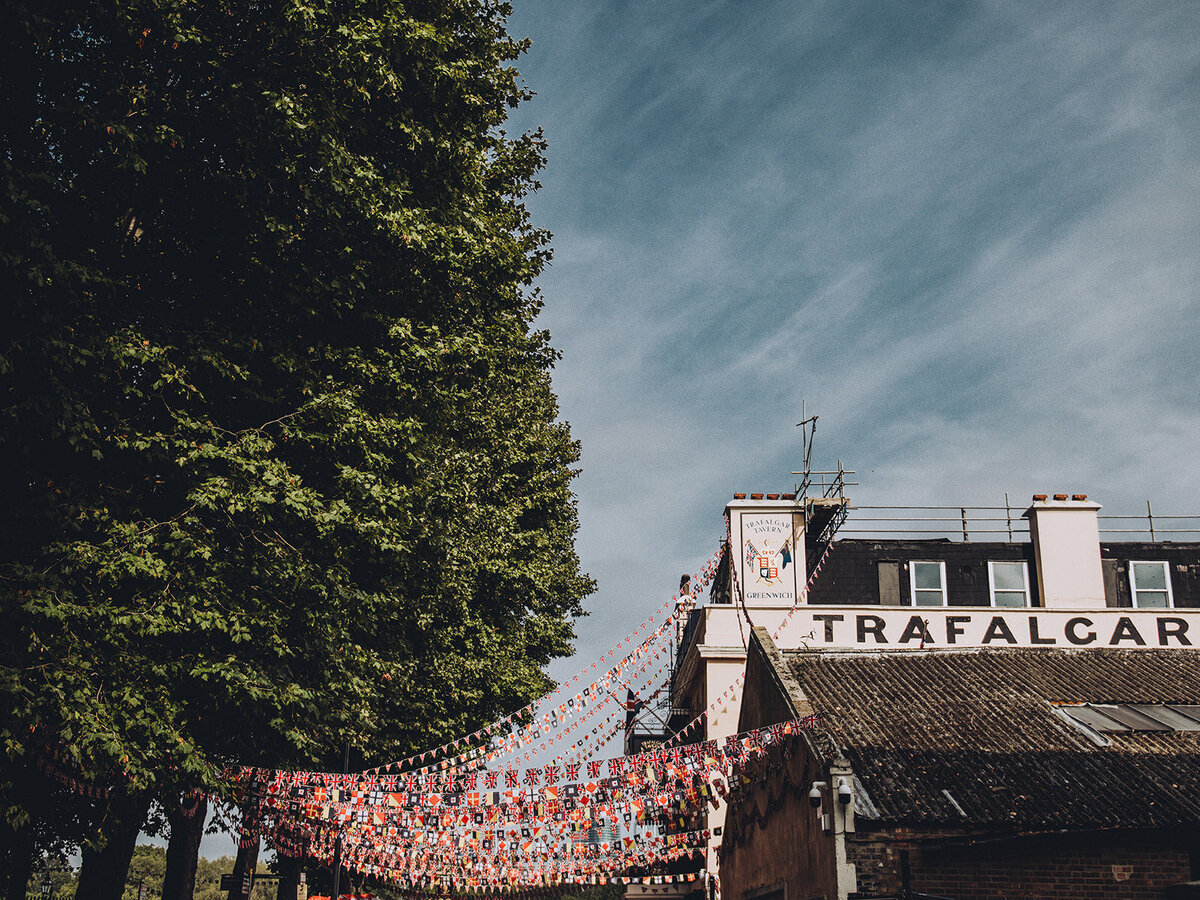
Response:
498,1,1200,676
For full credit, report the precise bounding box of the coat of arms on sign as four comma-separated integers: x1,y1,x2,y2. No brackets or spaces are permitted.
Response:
744,538,792,586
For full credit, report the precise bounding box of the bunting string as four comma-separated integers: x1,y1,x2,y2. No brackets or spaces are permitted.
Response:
243,714,814,891
223,540,835,893
368,546,725,779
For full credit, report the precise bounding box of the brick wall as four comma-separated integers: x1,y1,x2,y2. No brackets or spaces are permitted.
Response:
846,831,902,898
733,804,1196,900
721,634,837,900
718,747,838,900
899,830,1192,900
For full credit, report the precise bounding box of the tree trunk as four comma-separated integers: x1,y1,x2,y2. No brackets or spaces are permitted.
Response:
75,792,150,900
275,854,301,900
161,791,208,900
226,833,260,900
3,821,35,900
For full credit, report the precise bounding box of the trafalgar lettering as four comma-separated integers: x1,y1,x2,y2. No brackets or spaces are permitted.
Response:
797,612,1194,648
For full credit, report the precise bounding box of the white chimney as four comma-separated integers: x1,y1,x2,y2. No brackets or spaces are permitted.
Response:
1023,494,1105,609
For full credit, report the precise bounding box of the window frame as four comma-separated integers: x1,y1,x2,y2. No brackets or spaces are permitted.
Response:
909,560,947,607
987,560,1031,608
1129,560,1173,609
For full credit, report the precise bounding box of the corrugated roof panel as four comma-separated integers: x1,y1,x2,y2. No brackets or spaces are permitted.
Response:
1130,704,1200,731
780,647,1200,829
1062,705,1128,733
1094,704,1172,731
1167,705,1200,724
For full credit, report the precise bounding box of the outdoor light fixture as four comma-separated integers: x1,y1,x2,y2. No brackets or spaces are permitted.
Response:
810,776,855,836
809,780,827,808
837,777,852,805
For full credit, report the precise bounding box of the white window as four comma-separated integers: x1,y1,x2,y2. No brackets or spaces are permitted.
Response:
1130,561,1173,608
910,561,946,606
988,561,1030,608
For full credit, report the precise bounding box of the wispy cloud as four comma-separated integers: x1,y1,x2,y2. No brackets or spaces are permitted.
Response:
506,1,1200,671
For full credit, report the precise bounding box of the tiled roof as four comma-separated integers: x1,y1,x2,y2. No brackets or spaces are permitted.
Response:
784,647,1200,829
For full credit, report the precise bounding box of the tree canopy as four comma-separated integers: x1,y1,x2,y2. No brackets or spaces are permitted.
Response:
0,0,591,848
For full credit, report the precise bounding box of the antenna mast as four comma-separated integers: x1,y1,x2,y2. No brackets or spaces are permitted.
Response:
796,400,818,500
792,405,855,573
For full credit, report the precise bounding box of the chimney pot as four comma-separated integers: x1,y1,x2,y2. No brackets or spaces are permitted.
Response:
1033,494,1048,501
733,493,746,499
767,493,780,500
750,493,764,500
1072,494,1088,501
782,493,796,500
1053,494,1068,501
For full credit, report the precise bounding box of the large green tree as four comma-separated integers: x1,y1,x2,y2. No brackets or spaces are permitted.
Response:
0,0,591,887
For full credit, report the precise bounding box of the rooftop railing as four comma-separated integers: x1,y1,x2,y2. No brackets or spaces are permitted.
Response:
842,498,1200,542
